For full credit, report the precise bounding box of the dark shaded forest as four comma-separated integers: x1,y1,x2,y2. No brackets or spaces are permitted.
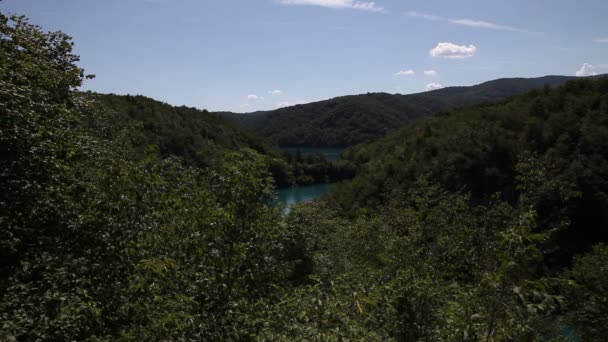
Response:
332,79,608,263
93,93,280,167
90,93,354,188
1,11,607,341
221,75,584,147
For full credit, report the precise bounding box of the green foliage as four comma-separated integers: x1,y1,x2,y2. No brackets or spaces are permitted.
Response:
560,244,608,341
1,8,606,341
281,169,566,341
0,12,124,339
260,278,391,341
280,151,357,186
112,150,287,341
222,76,582,147
93,93,280,168
90,94,355,189
334,77,608,262
0,11,288,340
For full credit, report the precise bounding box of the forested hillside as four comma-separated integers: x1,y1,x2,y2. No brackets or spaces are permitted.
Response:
2,10,607,341
0,12,294,340
333,77,608,262
89,94,357,187
222,76,584,147
92,93,280,167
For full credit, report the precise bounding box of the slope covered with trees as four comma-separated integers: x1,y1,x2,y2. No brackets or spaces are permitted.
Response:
0,12,296,340
86,94,357,188
92,93,280,167
222,76,584,147
2,9,607,341
332,77,608,262
280,77,608,340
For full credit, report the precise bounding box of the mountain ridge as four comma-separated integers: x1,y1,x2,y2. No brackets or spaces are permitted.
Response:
220,75,604,147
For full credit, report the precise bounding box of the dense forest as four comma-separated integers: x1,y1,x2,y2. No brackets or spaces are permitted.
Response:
93,93,280,167
332,79,608,262
89,93,353,188
221,75,583,147
2,10,607,341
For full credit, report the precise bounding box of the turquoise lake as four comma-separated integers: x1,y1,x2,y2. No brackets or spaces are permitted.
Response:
275,183,333,209
273,148,343,212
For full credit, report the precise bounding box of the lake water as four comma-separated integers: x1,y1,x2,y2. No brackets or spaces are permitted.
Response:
280,147,343,161
274,183,333,212
274,148,342,212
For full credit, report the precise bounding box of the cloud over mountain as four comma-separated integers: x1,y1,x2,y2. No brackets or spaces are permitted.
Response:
425,82,444,91
576,63,598,77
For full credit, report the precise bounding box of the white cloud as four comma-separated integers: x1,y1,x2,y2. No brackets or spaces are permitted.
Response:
450,19,518,31
239,103,251,109
394,69,415,76
596,38,608,43
406,11,442,21
247,94,264,101
268,89,283,94
576,63,598,77
430,42,476,59
407,11,521,32
425,83,443,91
423,69,438,76
279,0,385,12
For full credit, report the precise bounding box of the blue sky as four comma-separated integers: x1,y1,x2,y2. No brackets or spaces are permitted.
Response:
2,0,607,112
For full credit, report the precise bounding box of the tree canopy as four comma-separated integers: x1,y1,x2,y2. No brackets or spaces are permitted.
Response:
221,76,585,147
1,9,607,341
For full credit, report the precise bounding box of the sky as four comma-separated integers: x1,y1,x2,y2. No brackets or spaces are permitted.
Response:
2,0,607,112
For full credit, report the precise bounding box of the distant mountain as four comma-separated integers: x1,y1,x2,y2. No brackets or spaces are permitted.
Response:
220,75,593,147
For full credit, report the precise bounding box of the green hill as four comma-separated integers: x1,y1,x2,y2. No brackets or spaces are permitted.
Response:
4,9,608,340
331,76,608,262
89,93,355,187
92,93,280,167
222,76,586,147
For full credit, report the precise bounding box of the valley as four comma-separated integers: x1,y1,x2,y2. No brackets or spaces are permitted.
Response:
2,2,608,341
